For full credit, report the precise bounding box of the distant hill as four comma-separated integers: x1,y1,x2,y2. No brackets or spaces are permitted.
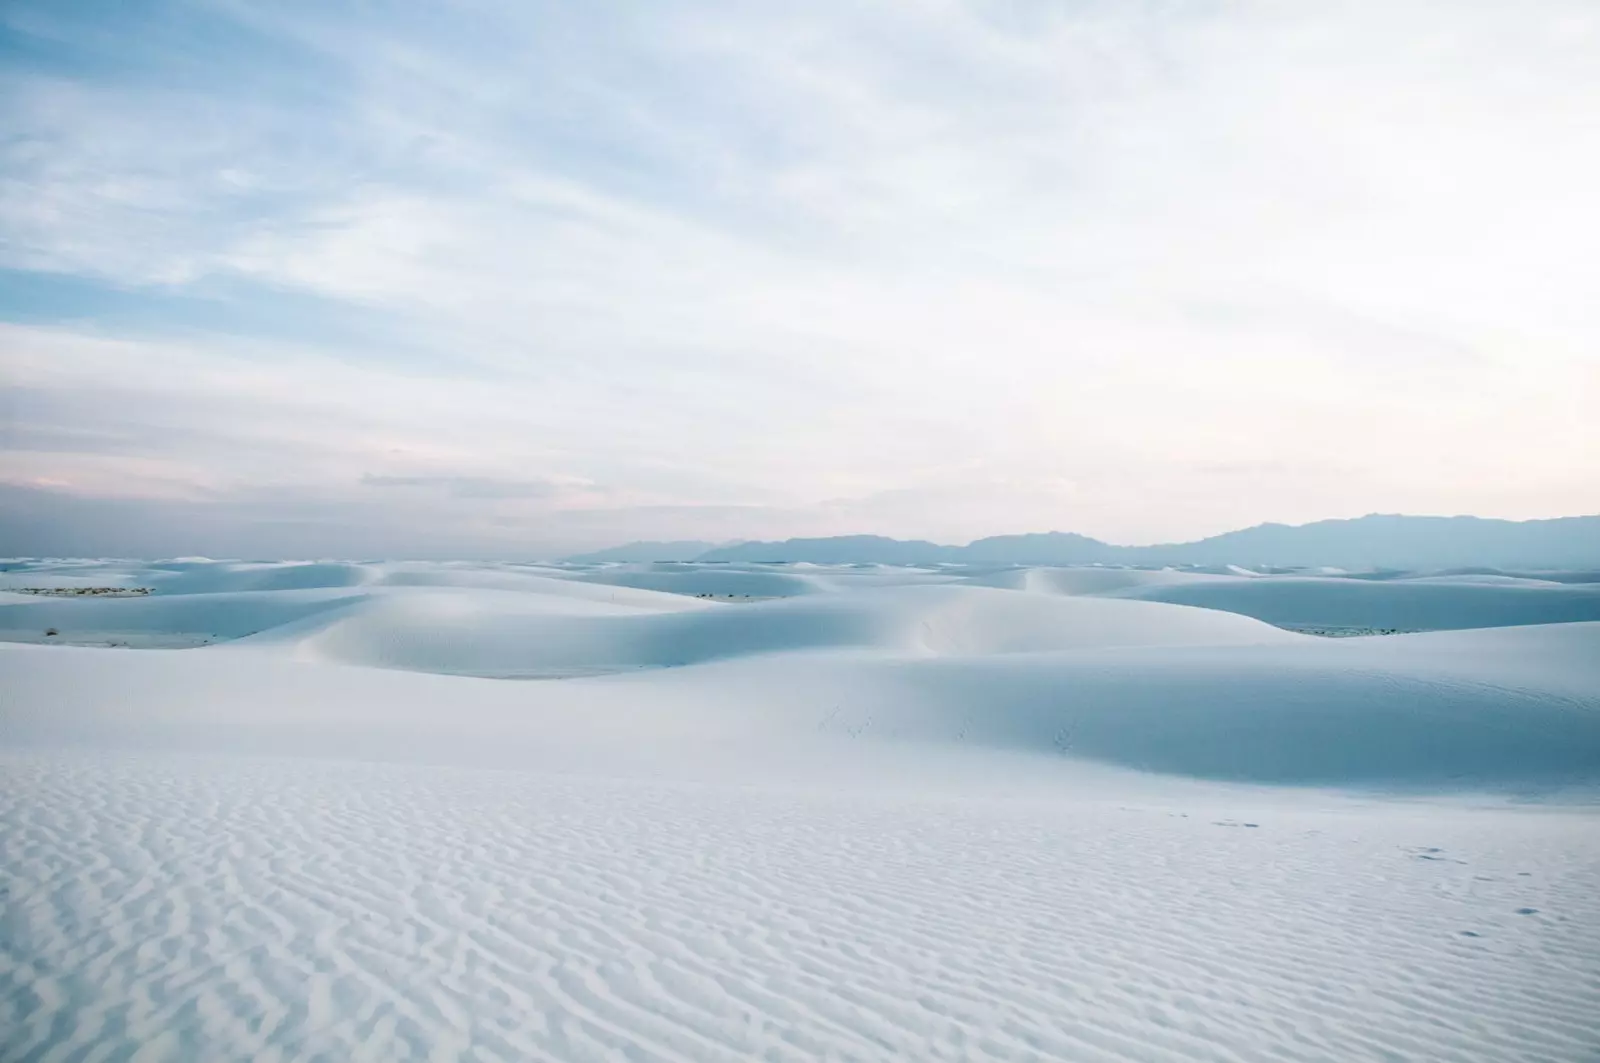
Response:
961,531,1121,565
565,540,721,563
697,535,952,565
1120,515,1600,569
573,515,1600,569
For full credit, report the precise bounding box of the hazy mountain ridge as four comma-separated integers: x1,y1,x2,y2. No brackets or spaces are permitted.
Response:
574,514,1600,569
563,540,722,563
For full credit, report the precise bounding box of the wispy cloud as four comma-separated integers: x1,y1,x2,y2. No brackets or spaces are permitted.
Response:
2,0,1597,555
360,474,571,501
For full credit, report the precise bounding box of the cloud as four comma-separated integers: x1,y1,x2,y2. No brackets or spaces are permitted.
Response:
1,0,1598,553
359,474,565,500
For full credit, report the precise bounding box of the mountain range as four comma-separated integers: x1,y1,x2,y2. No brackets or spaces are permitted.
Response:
565,514,1600,570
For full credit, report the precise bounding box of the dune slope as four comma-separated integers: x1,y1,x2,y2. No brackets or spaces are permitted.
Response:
1112,575,1600,631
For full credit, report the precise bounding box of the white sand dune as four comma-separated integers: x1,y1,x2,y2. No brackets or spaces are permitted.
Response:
239,584,1300,678
548,560,961,598
0,566,726,647
1395,572,1570,587
548,564,833,598
152,559,383,594
1109,574,1600,631
962,565,1233,596
0,587,372,644
5,619,1596,788
2,558,1598,1061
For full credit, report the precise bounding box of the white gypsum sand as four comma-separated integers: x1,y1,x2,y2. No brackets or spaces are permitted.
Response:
2,557,1598,1062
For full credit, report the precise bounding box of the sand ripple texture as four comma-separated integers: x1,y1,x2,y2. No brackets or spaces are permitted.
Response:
4,752,1598,1063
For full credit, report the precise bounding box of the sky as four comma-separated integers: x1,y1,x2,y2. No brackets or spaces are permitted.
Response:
2,0,1598,557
